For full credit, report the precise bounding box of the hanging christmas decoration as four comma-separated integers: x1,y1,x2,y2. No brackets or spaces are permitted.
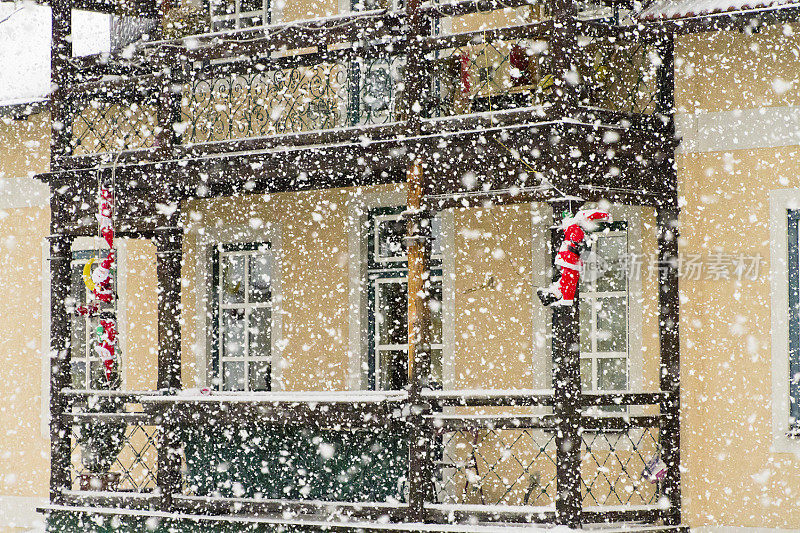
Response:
537,208,611,307
76,185,119,384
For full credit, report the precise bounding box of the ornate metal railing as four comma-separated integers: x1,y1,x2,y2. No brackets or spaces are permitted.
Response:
179,53,405,144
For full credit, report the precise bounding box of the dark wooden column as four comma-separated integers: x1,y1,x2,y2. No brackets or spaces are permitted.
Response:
549,0,579,114
49,234,74,503
655,29,682,526
657,207,681,525
154,220,183,510
406,159,435,520
550,201,582,527
50,0,72,161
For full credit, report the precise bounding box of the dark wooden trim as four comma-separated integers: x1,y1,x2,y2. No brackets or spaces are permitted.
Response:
580,391,673,407
549,201,582,527
657,205,682,526
427,414,560,432
421,20,554,52
48,234,74,504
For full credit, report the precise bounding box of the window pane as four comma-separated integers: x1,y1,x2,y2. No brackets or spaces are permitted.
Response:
248,307,271,358
222,361,245,391
210,0,235,15
72,361,87,389
248,252,271,303
379,350,407,390
248,361,271,391
377,281,407,346
595,235,627,293
222,308,245,357
597,357,627,391
89,360,106,387
376,216,406,260
221,254,245,304
596,296,626,352
580,358,592,391
430,282,442,344
241,0,262,13
579,299,592,352
240,14,263,27
431,348,443,388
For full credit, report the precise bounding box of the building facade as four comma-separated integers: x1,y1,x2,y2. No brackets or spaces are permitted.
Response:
0,0,798,531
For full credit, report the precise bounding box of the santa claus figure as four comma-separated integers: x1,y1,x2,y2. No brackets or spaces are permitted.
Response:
97,187,114,249
94,317,117,381
91,250,115,304
537,208,611,307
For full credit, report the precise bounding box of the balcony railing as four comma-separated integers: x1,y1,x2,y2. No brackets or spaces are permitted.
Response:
54,388,676,527
61,7,664,159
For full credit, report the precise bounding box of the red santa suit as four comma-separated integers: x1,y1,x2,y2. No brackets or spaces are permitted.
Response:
537,209,611,307
97,187,114,249
95,317,117,381
91,250,115,304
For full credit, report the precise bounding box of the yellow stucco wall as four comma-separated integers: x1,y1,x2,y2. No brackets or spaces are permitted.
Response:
675,27,800,528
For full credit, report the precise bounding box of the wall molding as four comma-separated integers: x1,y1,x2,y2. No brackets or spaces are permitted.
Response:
0,176,49,210
0,495,47,530
677,106,800,154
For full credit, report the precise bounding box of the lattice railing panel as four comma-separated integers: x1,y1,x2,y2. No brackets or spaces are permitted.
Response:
71,102,158,156
70,418,160,493
436,428,557,507
580,426,661,507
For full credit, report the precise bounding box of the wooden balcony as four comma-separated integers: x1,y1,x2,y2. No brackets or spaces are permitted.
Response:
41,1,683,530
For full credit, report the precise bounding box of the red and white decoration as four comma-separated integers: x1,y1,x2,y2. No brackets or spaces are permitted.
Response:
537,208,611,307
76,186,119,383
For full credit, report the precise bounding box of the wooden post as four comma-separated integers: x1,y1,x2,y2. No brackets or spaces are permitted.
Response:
655,30,682,526
50,0,72,161
548,0,579,115
49,234,74,504
657,207,681,525
550,201,582,527
406,158,434,520
155,220,183,510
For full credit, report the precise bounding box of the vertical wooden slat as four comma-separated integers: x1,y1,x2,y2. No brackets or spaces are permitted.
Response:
550,201,582,527
406,158,434,520
155,220,183,510
655,29,682,526
548,0,578,115
657,206,682,526
50,0,72,162
49,234,74,503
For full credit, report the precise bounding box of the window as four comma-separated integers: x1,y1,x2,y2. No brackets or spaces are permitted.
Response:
210,0,271,31
213,243,273,392
367,208,443,390
788,210,800,429
68,250,119,390
579,222,629,394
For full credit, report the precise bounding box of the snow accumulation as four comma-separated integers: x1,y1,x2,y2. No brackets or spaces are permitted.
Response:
639,0,800,20
0,1,110,105
141,389,409,403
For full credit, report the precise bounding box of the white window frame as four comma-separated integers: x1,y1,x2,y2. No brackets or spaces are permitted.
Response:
579,225,631,394
40,237,129,438
770,189,800,454
190,222,284,391
346,187,455,391
214,243,274,392
210,0,273,31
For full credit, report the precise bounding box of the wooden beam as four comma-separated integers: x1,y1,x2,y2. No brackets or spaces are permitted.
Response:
155,220,183,511
50,0,73,162
550,200,582,528
48,234,74,504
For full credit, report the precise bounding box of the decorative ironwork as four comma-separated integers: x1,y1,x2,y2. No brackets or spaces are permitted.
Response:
580,425,661,507
435,427,558,507
180,55,404,144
